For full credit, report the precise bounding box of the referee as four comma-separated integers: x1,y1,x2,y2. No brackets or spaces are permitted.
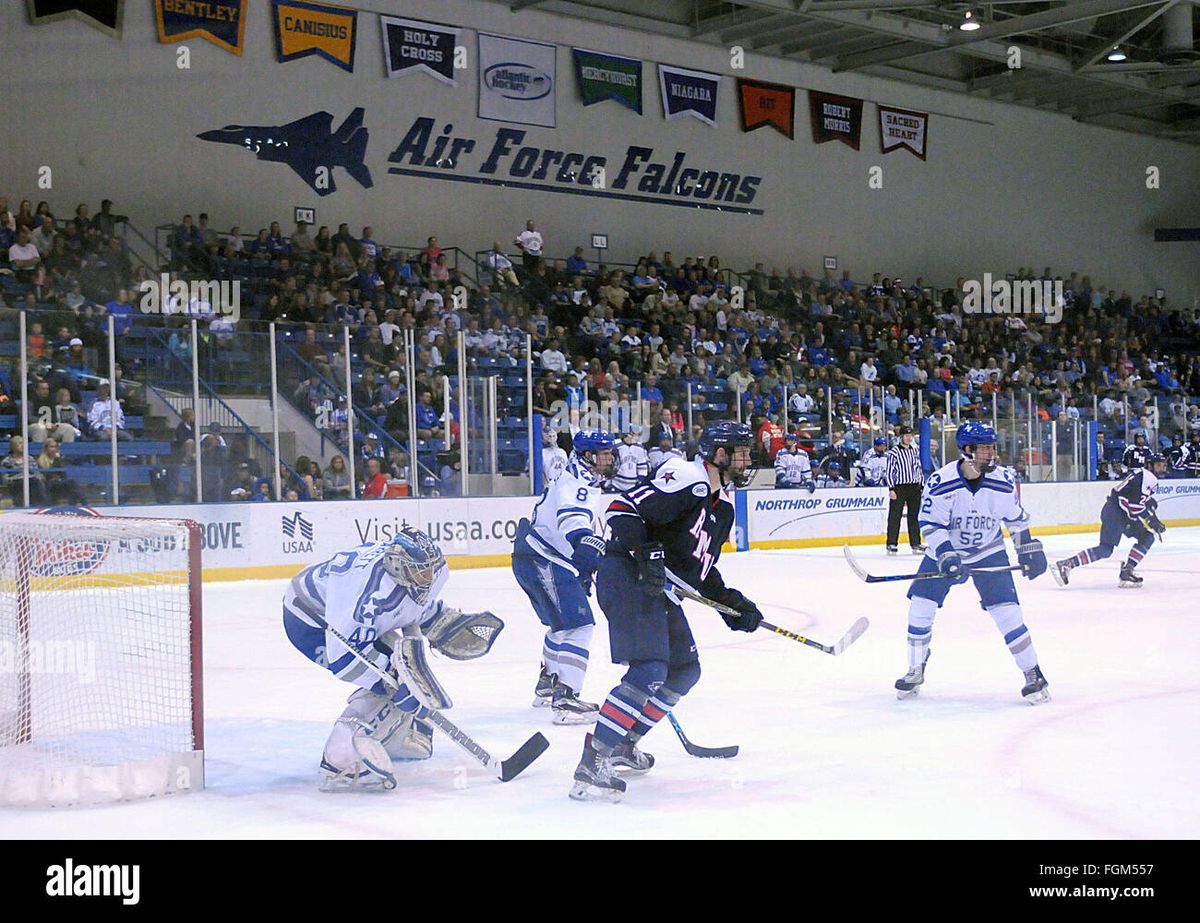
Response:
885,424,924,554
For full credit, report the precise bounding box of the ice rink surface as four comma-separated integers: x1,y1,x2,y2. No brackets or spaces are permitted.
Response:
4,530,1198,840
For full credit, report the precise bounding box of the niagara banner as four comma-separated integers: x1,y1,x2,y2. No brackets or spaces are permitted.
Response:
659,64,721,126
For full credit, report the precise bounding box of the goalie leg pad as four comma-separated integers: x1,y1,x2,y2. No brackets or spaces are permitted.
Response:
379,711,434,761
320,690,399,791
422,605,506,661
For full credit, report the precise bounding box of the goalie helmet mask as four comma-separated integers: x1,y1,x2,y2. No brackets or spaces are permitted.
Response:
383,527,446,606
571,429,618,481
955,421,998,474
699,420,754,488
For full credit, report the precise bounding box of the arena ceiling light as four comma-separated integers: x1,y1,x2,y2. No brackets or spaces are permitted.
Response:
1106,45,1127,62
958,10,981,32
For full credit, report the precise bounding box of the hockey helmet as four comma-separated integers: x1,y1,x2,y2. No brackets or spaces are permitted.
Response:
699,420,754,487
955,421,997,473
1148,452,1169,472
572,429,617,477
383,527,446,606
874,437,888,448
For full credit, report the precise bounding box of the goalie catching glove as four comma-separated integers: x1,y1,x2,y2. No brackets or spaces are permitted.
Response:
420,602,505,661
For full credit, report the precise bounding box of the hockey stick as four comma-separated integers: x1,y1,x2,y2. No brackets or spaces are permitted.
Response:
666,575,870,656
308,612,549,783
666,711,739,759
842,544,1022,584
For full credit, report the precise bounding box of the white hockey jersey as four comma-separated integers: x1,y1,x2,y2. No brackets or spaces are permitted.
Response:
524,456,607,575
919,460,1031,565
284,541,450,691
612,442,650,492
856,451,889,487
543,446,568,483
775,448,812,486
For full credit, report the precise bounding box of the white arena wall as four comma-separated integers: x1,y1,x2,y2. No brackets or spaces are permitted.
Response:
9,479,1195,582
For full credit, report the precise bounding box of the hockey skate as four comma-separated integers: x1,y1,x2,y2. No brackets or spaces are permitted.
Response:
895,650,930,699
569,733,626,802
911,543,927,555
1118,564,1143,588
886,545,899,555
1021,665,1050,704
1051,558,1073,587
551,681,600,725
610,740,655,775
532,664,555,708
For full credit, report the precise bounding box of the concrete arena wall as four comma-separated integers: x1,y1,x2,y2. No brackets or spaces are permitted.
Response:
2,0,1199,299
8,479,1187,582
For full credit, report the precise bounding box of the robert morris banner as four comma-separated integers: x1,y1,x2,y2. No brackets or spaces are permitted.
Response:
272,0,357,72
879,104,929,160
27,0,123,36
381,15,460,85
659,64,720,126
155,0,246,55
809,90,863,150
573,48,642,114
478,32,556,128
736,77,795,139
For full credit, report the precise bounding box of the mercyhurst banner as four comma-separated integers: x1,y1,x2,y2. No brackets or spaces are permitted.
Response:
573,48,642,114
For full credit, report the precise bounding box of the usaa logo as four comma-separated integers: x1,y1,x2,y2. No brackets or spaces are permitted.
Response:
281,511,315,554
31,506,110,578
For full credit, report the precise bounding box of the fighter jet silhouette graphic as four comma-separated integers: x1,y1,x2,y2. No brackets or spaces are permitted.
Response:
197,109,373,197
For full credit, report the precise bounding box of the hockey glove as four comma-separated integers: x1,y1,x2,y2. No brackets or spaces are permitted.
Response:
1017,540,1048,580
633,542,666,594
935,543,968,585
720,589,763,633
571,534,606,595
390,685,430,719
1141,510,1166,535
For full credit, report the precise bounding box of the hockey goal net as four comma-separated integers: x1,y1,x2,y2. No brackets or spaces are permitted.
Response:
0,512,203,807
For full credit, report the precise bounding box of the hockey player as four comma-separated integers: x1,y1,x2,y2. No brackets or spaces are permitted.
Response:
1052,452,1168,588
1187,430,1200,478
648,434,684,470
611,424,650,493
542,428,568,483
774,432,813,489
855,437,889,487
282,528,504,790
1166,433,1188,478
570,420,763,801
513,430,617,724
814,459,847,488
1122,432,1153,471
895,422,1051,705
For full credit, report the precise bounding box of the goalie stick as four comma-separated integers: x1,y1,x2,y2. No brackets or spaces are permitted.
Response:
842,545,1023,584
308,612,549,782
665,574,870,656
666,711,739,759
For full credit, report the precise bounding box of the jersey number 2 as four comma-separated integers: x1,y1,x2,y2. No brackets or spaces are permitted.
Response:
688,508,715,581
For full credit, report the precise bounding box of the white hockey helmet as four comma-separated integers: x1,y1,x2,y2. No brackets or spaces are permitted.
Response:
383,527,446,605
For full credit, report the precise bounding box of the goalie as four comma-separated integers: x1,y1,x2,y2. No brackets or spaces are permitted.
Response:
282,527,504,791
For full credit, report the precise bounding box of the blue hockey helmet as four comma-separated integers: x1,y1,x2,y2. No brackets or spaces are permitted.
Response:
383,526,446,605
572,429,617,477
828,461,843,475
699,420,754,487
784,432,799,444
955,421,997,451
873,437,888,448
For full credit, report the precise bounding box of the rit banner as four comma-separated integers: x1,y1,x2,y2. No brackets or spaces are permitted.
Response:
736,77,795,139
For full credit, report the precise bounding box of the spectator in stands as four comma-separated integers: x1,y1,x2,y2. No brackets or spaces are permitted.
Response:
360,456,388,499
2,436,46,506
8,227,41,282
36,438,82,504
566,246,588,276
26,380,71,443
414,392,443,441
251,476,273,501
32,201,54,229
90,199,126,238
173,407,197,453
173,214,207,271
322,454,352,499
290,221,317,262
540,337,567,373
332,223,360,261
13,200,36,232
30,216,56,259
87,380,131,442
514,218,543,273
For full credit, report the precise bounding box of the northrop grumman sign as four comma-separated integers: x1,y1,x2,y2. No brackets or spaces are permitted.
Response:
386,116,765,216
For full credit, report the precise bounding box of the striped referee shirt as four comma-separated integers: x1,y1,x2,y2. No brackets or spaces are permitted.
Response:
884,444,923,488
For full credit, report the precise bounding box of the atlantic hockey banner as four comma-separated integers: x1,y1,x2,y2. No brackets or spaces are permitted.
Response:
736,77,795,139
478,32,557,128
573,48,642,114
809,90,863,150
659,64,720,126
879,104,928,160
155,0,246,55
381,15,460,85
272,0,357,73
26,0,123,36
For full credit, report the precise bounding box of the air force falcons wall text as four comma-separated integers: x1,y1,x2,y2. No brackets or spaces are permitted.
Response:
381,15,460,85
271,0,357,72
478,32,557,128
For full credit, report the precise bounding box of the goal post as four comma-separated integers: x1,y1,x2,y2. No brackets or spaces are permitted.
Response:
0,512,204,807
